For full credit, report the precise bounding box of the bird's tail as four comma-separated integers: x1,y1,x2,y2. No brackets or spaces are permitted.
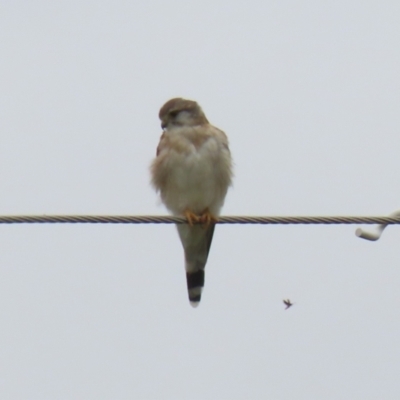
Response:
177,223,215,307
186,269,204,307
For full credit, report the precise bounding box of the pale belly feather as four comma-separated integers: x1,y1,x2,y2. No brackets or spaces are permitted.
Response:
161,137,230,216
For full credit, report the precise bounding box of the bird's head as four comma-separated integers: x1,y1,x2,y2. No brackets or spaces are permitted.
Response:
159,98,209,130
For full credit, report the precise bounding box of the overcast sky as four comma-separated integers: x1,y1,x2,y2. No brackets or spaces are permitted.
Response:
1,1,400,399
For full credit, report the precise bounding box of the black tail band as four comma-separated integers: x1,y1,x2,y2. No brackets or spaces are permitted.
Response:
186,270,205,290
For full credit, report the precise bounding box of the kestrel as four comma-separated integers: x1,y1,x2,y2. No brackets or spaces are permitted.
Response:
150,98,233,307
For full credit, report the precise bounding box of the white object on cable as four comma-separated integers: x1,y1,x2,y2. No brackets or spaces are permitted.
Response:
355,210,400,241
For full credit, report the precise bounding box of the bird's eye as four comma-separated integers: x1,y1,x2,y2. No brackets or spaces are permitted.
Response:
169,110,179,118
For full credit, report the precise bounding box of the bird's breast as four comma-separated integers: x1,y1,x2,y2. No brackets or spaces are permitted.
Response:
159,128,231,215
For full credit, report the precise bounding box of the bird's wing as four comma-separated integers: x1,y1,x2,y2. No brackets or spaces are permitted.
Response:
150,131,170,191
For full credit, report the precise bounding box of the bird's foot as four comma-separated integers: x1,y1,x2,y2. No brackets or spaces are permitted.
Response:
199,209,218,227
184,210,201,226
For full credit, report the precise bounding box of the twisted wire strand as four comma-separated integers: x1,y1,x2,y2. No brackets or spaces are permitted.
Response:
0,215,399,225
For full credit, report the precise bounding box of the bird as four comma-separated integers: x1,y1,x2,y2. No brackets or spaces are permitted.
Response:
150,98,233,307
283,299,293,310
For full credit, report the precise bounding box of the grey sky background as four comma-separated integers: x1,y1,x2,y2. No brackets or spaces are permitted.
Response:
0,1,400,399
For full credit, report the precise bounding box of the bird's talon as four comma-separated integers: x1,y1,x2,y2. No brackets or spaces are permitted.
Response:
199,211,218,227
184,210,201,226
